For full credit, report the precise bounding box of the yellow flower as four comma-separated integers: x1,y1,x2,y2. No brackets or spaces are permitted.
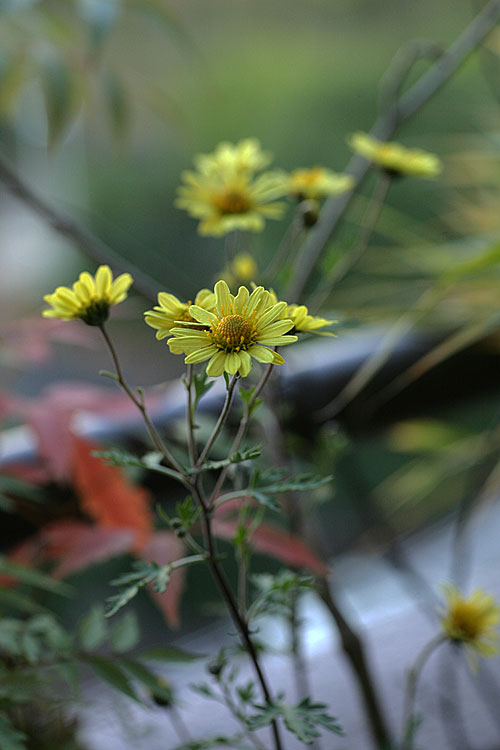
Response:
42,265,133,326
144,288,215,340
441,585,500,666
348,131,442,178
286,304,337,336
267,290,336,336
168,280,297,377
194,138,272,175
220,253,259,289
176,140,286,236
281,167,354,200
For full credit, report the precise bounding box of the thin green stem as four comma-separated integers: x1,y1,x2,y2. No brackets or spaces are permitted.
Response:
185,364,198,465
209,365,275,505
310,171,392,311
192,483,284,750
98,323,185,476
401,634,446,750
196,374,238,469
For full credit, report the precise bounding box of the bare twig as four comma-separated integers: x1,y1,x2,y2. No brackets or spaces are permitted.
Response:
0,155,160,301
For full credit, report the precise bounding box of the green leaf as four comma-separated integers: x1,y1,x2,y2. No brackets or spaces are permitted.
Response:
0,558,71,595
105,585,140,618
101,68,129,143
78,605,108,651
193,370,214,409
110,611,140,653
87,656,140,702
54,662,81,696
0,588,47,614
247,698,343,744
121,658,173,703
99,369,120,382
139,645,203,663
238,385,262,417
190,446,262,474
40,55,81,149
0,714,27,750
78,0,121,54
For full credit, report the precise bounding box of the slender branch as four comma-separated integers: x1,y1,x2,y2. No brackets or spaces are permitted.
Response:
0,155,160,301
192,484,284,750
401,634,446,750
310,171,392,311
98,323,186,476
288,0,500,302
317,578,392,749
196,374,239,469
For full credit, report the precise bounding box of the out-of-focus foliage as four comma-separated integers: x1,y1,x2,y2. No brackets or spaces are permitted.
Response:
0,0,183,147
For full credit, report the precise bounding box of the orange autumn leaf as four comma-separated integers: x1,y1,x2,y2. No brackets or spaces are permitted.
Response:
72,436,153,551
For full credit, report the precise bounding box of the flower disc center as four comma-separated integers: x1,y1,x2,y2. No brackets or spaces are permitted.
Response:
214,314,255,350
213,189,251,215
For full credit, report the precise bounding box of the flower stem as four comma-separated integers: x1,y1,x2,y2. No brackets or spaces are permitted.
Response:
193,485,284,750
401,633,446,750
310,171,392,311
209,365,275,505
196,374,239,469
185,364,198,465
98,323,185,477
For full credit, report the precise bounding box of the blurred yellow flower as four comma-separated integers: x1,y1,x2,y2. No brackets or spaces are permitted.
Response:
441,585,500,666
176,140,286,236
194,138,272,175
281,167,354,200
286,304,337,336
168,280,297,377
220,252,259,289
43,265,133,326
268,291,336,336
348,131,441,178
144,288,215,340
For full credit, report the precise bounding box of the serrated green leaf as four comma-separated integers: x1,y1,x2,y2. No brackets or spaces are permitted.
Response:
0,713,27,750
105,585,139,618
139,645,203,663
110,611,140,653
87,656,140,702
78,605,107,651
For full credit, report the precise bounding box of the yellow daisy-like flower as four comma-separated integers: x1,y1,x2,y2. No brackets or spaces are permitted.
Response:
220,253,259,289
195,138,272,176
441,585,500,666
42,265,133,326
176,140,286,236
168,280,297,377
144,288,215,340
286,304,337,336
267,290,336,336
281,167,354,200
348,131,442,178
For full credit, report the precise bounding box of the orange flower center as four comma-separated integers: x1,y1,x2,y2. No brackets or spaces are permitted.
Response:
213,189,251,215
211,314,257,351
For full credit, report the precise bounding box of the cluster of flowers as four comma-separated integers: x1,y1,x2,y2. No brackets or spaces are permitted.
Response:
43,269,334,379
175,133,441,237
41,135,500,664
